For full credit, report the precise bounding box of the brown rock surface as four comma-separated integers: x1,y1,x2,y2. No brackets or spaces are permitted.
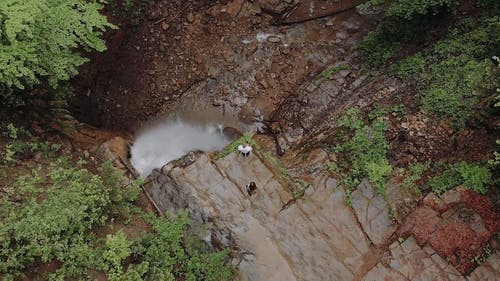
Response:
363,237,465,281
145,151,376,281
351,179,398,246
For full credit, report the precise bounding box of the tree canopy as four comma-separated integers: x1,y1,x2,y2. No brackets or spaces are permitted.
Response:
0,0,114,95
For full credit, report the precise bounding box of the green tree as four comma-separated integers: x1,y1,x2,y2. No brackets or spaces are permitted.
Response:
0,0,115,96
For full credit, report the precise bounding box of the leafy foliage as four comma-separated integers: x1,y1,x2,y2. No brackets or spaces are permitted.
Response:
0,159,113,277
360,0,461,20
418,17,499,127
332,108,392,195
0,0,115,94
358,32,401,67
388,53,426,79
357,0,458,67
401,161,430,193
0,149,232,281
101,230,134,280
132,212,233,281
360,4,500,128
427,162,492,195
1,123,61,164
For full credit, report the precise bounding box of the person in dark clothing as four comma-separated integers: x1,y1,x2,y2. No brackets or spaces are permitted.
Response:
246,181,257,196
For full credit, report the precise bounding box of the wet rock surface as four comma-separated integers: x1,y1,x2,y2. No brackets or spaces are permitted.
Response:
145,151,376,281
142,149,498,280
363,237,466,281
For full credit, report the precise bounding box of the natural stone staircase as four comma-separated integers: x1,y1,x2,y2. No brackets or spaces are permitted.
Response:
141,148,498,281
363,237,500,281
145,151,375,280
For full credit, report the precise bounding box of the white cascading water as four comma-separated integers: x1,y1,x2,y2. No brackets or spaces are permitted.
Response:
130,118,231,177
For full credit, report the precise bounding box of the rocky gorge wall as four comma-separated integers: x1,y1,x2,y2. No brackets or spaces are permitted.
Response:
138,147,499,281
74,0,500,279
144,150,376,280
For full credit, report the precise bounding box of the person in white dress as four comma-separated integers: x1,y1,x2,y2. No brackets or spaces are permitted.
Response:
237,142,253,157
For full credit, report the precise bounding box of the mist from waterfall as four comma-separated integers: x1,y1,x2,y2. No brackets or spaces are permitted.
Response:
130,118,231,177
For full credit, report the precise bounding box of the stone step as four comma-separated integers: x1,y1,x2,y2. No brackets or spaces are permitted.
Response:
362,237,465,281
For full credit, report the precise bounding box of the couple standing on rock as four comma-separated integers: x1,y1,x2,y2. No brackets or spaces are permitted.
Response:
237,142,257,196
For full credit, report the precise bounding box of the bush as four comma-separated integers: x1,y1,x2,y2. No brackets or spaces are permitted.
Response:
385,0,460,20
0,0,115,102
388,53,426,79
418,16,500,128
0,158,233,280
358,32,401,67
358,0,458,66
0,160,112,277
402,161,430,192
332,108,392,194
360,0,460,19
427,162,492,195
0,158,140,279
101,230,134,280
129,212,233,281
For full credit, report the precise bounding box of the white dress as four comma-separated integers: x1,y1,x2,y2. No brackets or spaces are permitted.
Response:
237,144,253,154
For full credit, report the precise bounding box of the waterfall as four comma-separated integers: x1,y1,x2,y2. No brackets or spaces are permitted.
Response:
130,118,230,177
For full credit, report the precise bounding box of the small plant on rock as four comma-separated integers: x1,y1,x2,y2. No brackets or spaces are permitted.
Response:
331,108,392,195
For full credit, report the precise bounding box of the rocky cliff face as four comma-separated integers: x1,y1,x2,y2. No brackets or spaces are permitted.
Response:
145,150,376,280
77,0,499,278
140,147,499,281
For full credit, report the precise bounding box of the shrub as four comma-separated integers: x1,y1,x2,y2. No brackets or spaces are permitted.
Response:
99,160,140,217
0,157,233,280
0,0,115,103
388,53,426,79
133,212,233,281
427,162,492,195
402,161,430,192
0,158,142,279
332,108,392,194
101,230,134,280
379,15,500,128
385,0,460,20
0,160,112,276
358,32,401,67
418,16,499,128
358,0,458,66
360,0,460,20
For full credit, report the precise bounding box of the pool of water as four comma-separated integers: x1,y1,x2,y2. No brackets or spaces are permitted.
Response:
130,118,231,177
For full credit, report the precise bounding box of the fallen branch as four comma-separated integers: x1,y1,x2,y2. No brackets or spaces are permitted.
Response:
117,157,164,217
